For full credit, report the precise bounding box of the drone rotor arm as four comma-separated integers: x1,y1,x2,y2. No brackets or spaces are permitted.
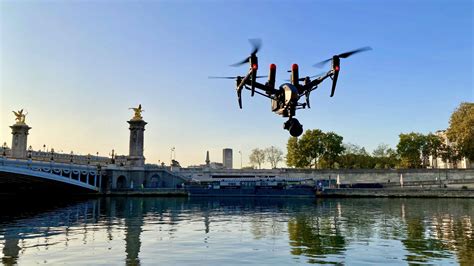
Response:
242,86,275,100
308,70,333,89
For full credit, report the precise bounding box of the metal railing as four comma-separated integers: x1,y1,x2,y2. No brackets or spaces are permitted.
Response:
0,157,101,191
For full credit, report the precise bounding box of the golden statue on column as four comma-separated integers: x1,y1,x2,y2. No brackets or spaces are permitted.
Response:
12,109,27,124
129,104,144,120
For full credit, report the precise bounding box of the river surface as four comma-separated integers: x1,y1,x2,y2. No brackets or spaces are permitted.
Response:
0,197,473,265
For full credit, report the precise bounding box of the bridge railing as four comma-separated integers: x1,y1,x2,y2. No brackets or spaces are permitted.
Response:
0,157,102,191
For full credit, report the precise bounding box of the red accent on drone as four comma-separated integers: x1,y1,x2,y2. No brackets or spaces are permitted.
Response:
334,66,340,71
270,64,276,70
252,64,258,70
292,64,298,70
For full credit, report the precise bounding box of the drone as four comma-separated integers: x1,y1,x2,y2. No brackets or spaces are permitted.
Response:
209,39,371,137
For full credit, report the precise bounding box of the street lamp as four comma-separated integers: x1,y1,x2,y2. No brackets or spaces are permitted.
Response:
87,153,91,165
27,145,33,159
2,142,7,157
170,147,175,164
110,149,115,164
50,148,55,161
96,152,99,164
238,150,242,169
70,151,74,163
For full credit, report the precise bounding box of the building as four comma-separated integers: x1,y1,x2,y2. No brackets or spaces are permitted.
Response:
223,148,233,169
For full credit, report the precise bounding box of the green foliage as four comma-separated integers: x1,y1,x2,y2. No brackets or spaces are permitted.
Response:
373,143,390,157
396,132,444,169
439,143,461,167
286,129,344,169
397,133,425,168
286,137,307,168
321,132,345,169
424,133,443,167
446,102,474,161
249,148,265,169
372,143,399,169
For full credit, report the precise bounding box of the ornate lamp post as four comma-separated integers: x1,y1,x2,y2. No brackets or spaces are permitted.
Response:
170,147,175,164
238,150,242,169
96,164,102,189
87,153,91,165
110,149,115,164
27,145,33,159
50,148,55,161
70,151,74,163
2,142,7,157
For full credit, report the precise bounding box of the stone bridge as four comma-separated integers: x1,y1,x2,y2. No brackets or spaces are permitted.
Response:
0,157,102,194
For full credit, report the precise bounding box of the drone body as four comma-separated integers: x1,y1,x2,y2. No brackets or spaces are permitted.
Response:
209,40,371,137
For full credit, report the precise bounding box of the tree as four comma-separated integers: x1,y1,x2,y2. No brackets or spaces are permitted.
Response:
320,132,345,169
439,143,461,168
338,143,374,169
298,129,326,168
373,143,390,157
286,137,308,168
286,130,344,169
372,143,399,169
446,102,474,161
249,148,266,169
397,133,425,168
265,146,284,168
344,143,368,155
424,133,443,168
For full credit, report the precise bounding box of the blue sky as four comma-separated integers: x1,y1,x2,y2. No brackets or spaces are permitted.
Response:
0,0,472,167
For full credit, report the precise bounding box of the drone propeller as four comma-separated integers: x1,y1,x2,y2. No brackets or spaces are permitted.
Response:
313,46,372,68
208,75,267,80
230,39,262,67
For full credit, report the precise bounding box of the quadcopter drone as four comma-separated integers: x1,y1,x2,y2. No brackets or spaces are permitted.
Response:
209,39,371,137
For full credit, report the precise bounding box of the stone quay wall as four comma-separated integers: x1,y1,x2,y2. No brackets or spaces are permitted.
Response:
322,188,474,198
180,168,474,186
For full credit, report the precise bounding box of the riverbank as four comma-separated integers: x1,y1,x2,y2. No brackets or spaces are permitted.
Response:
105,189,187,197
104,187,474,198
321,187,474,198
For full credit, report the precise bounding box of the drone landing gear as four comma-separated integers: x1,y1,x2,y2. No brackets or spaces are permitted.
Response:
284,118,303,137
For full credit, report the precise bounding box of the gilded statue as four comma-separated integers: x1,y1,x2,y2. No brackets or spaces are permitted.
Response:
129,104,144,120
12,109,27,124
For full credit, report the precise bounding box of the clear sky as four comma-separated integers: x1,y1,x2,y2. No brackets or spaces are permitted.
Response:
0,0,472,168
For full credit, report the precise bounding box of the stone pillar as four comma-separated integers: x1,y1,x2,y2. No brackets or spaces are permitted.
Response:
127,119,147,167
10,123,31,159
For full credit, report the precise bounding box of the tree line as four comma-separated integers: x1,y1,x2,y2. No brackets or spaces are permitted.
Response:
248,102,473,169
248,146,284,169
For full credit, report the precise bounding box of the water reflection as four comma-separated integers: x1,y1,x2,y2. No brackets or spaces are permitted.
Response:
0,197,473,265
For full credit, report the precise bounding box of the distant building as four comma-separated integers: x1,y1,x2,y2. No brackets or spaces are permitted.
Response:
223,148,233,169
187,151,224,170
429,130,473,169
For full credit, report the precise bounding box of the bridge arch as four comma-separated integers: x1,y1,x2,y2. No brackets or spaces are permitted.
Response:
148,174,162,188
116,175,127,189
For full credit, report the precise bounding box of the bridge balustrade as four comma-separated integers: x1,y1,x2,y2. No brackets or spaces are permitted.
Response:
0,157,101,191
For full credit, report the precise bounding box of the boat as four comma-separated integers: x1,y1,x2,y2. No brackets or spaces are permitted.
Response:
186,177,335,198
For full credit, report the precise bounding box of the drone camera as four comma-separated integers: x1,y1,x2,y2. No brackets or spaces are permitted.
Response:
284,118,303,137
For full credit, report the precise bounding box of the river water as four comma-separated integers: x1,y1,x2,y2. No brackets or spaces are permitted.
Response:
0,197,473,265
